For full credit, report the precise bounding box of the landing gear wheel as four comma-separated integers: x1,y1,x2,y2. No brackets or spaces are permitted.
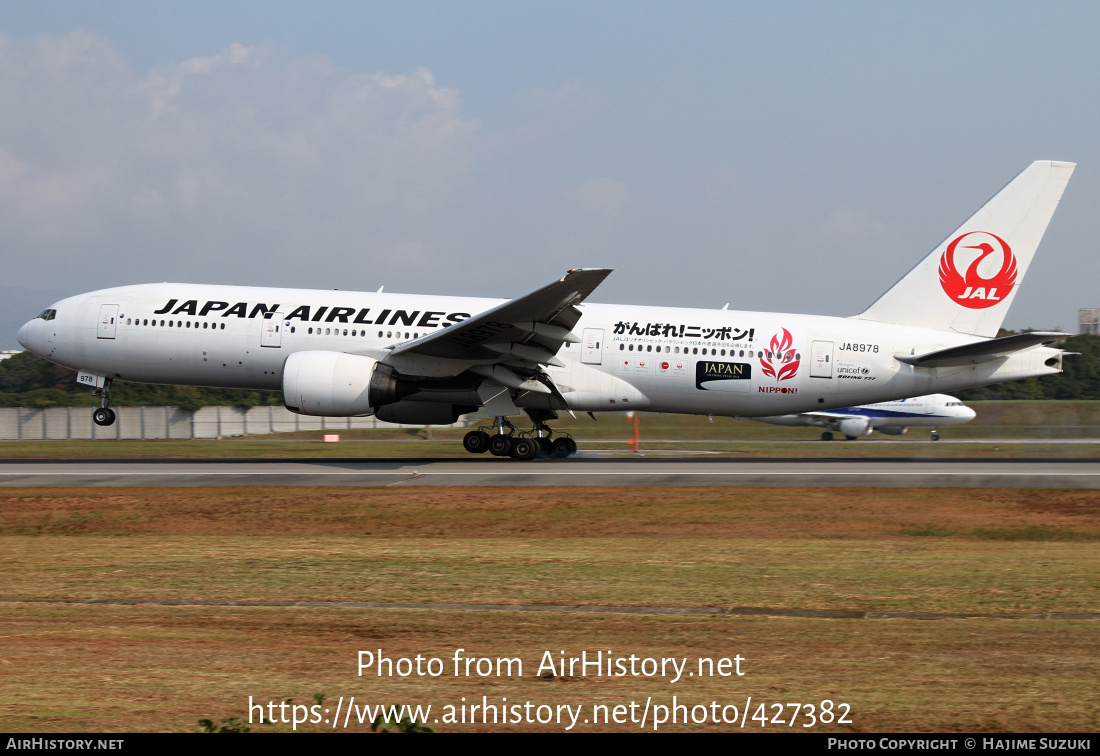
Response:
509,437,540,461
92,407,116,427
566,438,578,456
538,437,553,457
844,435,857,441
821,431,834,441
551,437,573,458
488,434,513,457
463,430,491,454
931,432,940,441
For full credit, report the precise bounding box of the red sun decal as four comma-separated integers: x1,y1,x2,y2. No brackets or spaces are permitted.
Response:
938,231,1016,309
760,328,800,382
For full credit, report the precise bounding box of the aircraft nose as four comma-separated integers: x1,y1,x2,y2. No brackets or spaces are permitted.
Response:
963,406,977,420
16,321,30,349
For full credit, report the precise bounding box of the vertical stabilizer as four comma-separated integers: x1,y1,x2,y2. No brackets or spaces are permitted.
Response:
854,161,1074,337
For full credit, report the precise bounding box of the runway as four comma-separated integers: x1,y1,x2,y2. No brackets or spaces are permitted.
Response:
1,456,1099,487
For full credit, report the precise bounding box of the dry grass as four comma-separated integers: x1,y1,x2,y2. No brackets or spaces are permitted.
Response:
1,486,1098,732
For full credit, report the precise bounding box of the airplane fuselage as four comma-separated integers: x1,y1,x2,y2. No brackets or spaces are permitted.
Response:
17,282,1062,418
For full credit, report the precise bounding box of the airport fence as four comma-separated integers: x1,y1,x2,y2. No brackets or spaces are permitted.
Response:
0,406,475,440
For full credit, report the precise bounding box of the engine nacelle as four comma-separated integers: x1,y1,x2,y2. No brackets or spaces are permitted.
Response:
283,350,382,416
375,401,475,425
837,417,873,438
877,425,908,436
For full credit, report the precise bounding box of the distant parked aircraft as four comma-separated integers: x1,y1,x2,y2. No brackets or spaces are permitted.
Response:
753,393,976,440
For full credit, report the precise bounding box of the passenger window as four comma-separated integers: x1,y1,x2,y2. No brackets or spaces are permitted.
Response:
693,348,698,355
343,329,348,336
352,330,357,336
325,328,331,335
126,319,132,325
620,344,624,351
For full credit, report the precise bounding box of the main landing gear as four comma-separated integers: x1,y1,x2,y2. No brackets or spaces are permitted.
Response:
930,429,940,441
462,416,578,460
91,379,116,427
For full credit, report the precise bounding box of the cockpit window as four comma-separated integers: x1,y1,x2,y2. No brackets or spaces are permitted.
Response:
37,309,56,321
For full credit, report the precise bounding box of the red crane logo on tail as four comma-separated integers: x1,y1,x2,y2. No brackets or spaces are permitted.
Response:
760,328,799,382
938,231,1017,309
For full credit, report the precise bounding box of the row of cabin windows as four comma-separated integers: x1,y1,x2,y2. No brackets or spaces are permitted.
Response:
123,319,422,341
128,318,226,330
618,342,802,360
301,328,419,339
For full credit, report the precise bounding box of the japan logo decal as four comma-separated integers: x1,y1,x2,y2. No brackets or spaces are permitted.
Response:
938,231,1016,309
760,328,799,382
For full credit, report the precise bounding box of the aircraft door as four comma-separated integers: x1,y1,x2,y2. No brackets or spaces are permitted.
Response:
260,313,285,348
809,340,834,378
97,304,119,339
581,328,604,365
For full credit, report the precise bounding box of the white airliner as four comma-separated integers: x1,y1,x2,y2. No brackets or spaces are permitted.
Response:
17,161,1073,460
754,393,976,441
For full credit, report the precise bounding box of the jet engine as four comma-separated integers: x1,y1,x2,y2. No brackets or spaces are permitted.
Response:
283,350,387,416
837,417,873,439
877,425,908,436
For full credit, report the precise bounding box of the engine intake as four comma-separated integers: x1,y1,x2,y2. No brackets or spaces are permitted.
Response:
283,351,383,416
837,417,873,439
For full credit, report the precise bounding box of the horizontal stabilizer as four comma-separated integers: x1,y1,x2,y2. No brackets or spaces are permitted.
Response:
895,332,1067,368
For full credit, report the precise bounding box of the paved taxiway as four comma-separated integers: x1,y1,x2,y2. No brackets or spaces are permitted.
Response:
1,456,1098,487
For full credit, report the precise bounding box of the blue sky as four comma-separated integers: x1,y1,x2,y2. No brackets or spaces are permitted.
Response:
2,2,1099,347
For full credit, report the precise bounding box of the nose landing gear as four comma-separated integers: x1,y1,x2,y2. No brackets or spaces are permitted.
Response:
91,379,116,427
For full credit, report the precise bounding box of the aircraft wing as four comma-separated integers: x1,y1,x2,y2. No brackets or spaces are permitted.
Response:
384,269,612,389
895,331,1067,368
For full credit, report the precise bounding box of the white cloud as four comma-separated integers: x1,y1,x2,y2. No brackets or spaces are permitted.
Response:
0,31,479,287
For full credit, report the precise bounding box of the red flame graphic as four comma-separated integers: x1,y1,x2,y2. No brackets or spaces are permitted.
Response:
759,328,799,382
938,231,1016,310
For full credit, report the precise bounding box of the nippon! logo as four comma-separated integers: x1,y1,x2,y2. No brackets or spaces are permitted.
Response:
759,328,799,382
938,231,1017,309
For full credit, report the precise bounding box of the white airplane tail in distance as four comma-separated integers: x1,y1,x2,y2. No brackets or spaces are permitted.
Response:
15,160,1074,459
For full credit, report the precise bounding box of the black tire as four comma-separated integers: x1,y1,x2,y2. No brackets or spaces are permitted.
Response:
488,434,512,457
844,435,857,441
931,432,940,441
463,430,491,454
821,431,834,441
509,437,539,461
551,437,573,458
565,438,578,456
92,407,115,427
